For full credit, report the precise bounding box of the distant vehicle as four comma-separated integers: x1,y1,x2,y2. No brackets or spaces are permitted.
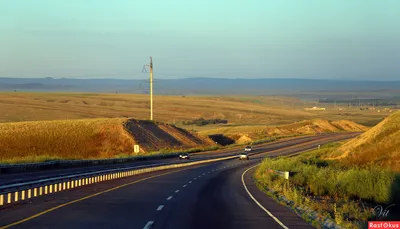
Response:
179,153,190,159
239,152,249,160
244,146,252,152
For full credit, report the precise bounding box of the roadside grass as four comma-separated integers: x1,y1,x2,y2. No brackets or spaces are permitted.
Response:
253,143,398,228
0,155,66,164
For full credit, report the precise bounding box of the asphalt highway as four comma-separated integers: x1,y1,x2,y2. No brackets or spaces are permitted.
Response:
0,132,358,186
0,134,357,229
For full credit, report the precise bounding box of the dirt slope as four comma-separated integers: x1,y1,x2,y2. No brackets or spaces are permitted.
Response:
124,120,214,152
324,111,400,171
0,118,214,163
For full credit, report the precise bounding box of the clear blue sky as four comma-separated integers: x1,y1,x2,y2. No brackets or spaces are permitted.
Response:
1,0,399,80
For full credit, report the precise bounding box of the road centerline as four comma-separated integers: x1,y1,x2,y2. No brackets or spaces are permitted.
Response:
143,221,154,229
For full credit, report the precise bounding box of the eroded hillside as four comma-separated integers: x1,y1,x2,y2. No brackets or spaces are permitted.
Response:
0,118,215,163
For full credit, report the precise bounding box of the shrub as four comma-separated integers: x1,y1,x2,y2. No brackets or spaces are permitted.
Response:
182,118,228,126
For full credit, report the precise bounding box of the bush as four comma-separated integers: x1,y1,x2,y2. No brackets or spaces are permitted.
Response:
182,118,228,126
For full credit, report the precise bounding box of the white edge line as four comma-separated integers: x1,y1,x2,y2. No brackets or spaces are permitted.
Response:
143,221,154,229
241,165,289,229
167,196,173,200
156,205,164,211
175,190,180,193
183,185,187,187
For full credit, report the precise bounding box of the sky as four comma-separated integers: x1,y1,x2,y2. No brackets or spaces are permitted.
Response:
1,0,399,80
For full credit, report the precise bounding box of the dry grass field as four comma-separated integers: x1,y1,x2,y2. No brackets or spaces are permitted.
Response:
0,92,390,127
0,92,392,164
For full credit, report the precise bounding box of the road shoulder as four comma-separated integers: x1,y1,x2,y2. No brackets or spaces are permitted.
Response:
243,166,314,229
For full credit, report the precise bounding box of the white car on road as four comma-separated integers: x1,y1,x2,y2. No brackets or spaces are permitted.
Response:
244,146,252,152
179,153,190,159
239,153,249,160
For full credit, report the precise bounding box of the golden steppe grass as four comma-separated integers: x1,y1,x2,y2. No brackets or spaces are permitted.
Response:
0,118,136,162
0,118,215,163
0,92,389,127
324,111,400,171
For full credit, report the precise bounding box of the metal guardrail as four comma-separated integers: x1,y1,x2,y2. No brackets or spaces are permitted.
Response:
0,154,238,207
0,153,186,174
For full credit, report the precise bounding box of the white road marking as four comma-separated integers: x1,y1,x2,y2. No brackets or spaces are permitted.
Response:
175,190,180,193
156,205,164,211
183,185,187,188
167,196,173,200
194,178,197,180
242,165,289,229
202,173,206,175
143,221,154,229
189,181,193,183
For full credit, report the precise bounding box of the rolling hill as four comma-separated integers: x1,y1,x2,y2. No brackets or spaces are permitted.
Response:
200,119,368,144
0,118,215,163
325,111,400,171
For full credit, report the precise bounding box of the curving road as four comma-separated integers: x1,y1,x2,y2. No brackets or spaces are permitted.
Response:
0,132,358,186
0,133,358,229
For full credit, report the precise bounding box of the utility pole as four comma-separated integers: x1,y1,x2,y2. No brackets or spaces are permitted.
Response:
142,56,154,120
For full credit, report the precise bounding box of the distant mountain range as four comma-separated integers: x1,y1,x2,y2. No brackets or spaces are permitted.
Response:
1,77,399,99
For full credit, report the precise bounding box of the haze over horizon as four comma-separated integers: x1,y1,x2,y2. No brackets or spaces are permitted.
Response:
1,0,399,80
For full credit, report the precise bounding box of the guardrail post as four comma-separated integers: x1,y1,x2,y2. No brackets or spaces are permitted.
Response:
34,188,37,197
21,190,25,200
7,193,11,204
79,180,82,186
39,187,43,195
14,192,18,202
28,189,31,198
45,186,48,194
67,182,70,189
0,194,3,205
